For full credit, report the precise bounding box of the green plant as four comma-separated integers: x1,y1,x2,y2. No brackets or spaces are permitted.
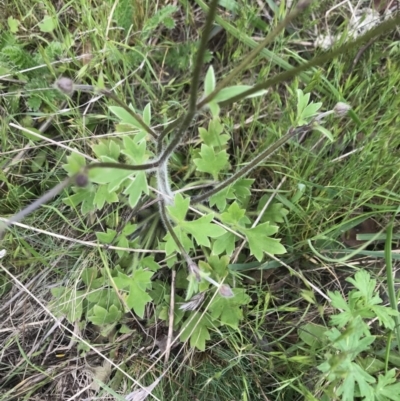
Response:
298,270,400,401
8,67,343,350
2,2,400,399
2,0,400,350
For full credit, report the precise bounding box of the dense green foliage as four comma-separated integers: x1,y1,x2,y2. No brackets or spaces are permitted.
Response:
1,1,400,400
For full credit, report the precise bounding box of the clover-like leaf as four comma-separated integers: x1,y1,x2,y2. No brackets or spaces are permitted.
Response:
163,227,194,255
81,190,96,214
257,198,289,224
109,105,143,129
370,305,397,330
122,136,148,164
374,369,400,400
209,288,250,329
346,270,376,303
182,213,226,247
340,362,375,401
199,119,229,148
89,156,133,191
94,185,119,209
232,179,254,202
92,139,120,160
7,16,20,33
123,171,149,208
88,304,122,325
63,151,86,175
180,312,214,351
208,179,253,211
242,223,286,261
209,186,235,211
212,232,236,256
193,144,228,180
208,255,230,278
220,202,249,226
115,235,129,258
87,287,120,309
114,269,154,318
63,187,91,208
96,229,117,244
39,15,57,33
167,193,190,222
121,223,137,237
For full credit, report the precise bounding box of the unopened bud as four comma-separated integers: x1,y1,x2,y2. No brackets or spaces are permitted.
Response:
219,284,234,298
75,173,88,187
333,102,351,117
296,0,312,11
188,261,201,282
54,77,75,96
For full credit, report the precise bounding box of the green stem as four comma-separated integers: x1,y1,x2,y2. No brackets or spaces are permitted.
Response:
384,210,400,351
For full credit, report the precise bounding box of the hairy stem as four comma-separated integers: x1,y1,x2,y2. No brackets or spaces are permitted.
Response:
157,0,220,152
215,14,400,107
159,201,198,278
201,0,312,106
86,161,158,172
0,176,75,237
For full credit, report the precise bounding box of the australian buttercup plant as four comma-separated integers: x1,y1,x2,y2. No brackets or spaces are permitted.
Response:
2,0,400,351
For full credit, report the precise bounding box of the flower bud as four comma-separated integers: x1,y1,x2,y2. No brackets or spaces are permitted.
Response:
333,102,351,117
188,261,201,282
219,284,234,298
54,77,75,96
75,173,88,187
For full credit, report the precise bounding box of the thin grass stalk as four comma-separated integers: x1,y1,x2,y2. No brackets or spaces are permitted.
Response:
384,211,400,350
